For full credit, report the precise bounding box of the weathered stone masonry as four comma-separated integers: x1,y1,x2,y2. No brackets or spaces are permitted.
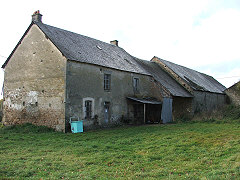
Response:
2,12,227,131
3,25,66,132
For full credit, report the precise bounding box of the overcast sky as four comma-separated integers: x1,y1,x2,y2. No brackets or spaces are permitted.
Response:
0,0,239,97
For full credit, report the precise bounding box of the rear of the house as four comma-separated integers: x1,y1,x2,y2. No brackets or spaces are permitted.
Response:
2,12,227,132
2,12,167,131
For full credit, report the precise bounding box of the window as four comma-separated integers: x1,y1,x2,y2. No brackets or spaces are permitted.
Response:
85,100,92,119
104,74,111,91
133,77,139,91
83,97,94,119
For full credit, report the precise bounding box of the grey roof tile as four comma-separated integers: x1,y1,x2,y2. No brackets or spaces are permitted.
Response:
2,21,224,97
36,22,150,75
157,58,226,94
136,59,193,97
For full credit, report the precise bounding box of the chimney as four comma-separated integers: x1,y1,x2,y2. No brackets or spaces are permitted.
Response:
32,10,42,23
110,40,118,46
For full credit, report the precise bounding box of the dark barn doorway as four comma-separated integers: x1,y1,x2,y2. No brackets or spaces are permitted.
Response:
127,97,162,124
145,104,162,123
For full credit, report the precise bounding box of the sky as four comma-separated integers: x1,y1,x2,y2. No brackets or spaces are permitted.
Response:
0,0,239,97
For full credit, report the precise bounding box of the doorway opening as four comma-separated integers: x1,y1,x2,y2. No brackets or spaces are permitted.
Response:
104,102,110,124
127,97,162,124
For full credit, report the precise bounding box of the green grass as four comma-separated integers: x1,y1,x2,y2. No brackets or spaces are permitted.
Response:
0,122,240,179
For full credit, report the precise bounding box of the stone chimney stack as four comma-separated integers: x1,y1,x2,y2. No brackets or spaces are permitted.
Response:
32,10,42,23
110,40,118,46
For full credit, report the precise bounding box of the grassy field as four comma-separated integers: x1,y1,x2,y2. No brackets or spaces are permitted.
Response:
0,122,239,179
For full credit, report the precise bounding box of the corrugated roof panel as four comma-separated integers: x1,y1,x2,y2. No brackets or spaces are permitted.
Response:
127,97,162,104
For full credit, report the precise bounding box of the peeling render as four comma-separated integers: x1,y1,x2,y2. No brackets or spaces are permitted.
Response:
2,13,227,132
2,24,66,132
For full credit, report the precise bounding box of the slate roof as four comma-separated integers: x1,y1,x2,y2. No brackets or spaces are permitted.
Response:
136,59,193,97
156,58,226,94
35,22,150,75
2,20,226,97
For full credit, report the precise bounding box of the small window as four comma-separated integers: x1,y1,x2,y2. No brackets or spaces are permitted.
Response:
85,100,92,119
104,74,111,91
133,77,139,91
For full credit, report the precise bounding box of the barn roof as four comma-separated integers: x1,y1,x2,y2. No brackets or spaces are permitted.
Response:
136,59,193,97
156,57,226,94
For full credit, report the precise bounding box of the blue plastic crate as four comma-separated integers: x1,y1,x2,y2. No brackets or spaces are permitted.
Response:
70,117,83,133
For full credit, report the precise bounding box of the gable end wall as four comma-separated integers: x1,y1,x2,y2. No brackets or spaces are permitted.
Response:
2,24,67,132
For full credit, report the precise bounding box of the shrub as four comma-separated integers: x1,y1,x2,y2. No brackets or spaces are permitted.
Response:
2,123,55,133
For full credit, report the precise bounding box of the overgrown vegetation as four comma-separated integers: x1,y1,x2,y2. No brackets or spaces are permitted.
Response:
191,104,240,123
1,121,239,179
2,123,55,133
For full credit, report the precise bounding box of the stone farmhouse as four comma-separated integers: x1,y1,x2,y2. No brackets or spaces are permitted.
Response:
2,12,226,132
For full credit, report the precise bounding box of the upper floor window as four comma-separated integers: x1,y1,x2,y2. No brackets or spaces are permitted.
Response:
133,77,139,92
104,74,111,91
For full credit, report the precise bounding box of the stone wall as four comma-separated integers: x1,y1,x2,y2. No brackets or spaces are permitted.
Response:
3,24,66,132
172,97,193,120
65,61,163,131
225,81,240,106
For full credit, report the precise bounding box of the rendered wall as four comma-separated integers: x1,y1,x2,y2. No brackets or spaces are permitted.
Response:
65,61,163,130
3,24,66,132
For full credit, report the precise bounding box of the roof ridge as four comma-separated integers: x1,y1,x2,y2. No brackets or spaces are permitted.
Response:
155,56,210,77
35,22,150,75
36,22,127,51
154,56,226,93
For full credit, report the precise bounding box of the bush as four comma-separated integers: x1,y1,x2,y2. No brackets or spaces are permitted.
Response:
2,123,55,133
